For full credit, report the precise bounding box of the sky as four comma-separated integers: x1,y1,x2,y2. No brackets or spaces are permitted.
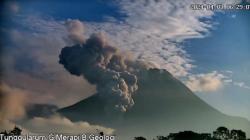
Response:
0,0,250,134
185,9,250,120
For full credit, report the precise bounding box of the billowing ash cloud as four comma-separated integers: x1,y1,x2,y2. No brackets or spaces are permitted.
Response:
65,19,85,44
0,83,28,121
0,83,28,131
59,33,139,112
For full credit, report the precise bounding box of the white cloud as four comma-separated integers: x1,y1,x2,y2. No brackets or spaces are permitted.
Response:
12,0,242,78
233,82,250,90
186,70,250,92
224,79,233,83
231,14,237,18
185,71,225,92
81,0,240,77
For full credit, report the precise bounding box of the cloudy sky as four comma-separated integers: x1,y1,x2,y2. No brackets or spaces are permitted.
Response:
0,0,249,132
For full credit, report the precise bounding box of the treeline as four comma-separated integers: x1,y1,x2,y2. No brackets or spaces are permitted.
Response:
0,126,22,136
1,126,249,140
134,127,250,140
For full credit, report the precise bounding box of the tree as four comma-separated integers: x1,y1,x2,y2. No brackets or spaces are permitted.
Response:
230,129,246,140
213,127,230,140
99,131,104,136
0,131,8,136
166,131,213,140
133,127,249,140
10,126,22,135
156,136,168,140
134,136,147,140
0,126,22,136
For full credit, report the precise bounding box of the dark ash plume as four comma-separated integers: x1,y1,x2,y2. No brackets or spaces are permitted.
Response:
59,33,138,112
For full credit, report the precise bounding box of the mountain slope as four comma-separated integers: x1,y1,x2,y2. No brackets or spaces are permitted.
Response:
58,69,250,139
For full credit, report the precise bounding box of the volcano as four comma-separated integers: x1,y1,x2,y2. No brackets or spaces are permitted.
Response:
58,68,250,139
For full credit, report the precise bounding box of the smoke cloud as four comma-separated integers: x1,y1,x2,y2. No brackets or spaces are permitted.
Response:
22,115,114,135
65,19,85,44
0,83,28,131
59,33,139,112
0,83,28,121
0,84,114,134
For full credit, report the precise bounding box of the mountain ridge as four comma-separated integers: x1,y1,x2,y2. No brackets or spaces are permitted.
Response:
58,68,250,139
